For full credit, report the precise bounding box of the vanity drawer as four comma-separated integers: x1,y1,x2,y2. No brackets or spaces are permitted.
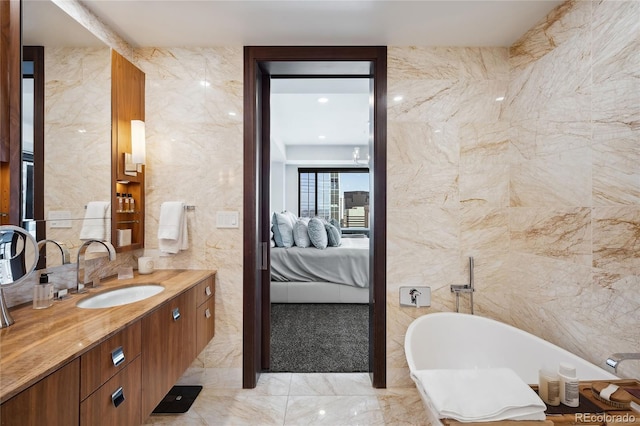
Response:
80,355,141,426
81,321,141,400
196,297,215,355
195,276,215,306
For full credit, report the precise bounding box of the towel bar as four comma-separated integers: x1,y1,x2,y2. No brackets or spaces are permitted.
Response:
116,220,139,224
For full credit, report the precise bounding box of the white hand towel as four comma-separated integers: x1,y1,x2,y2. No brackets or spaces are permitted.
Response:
80,201,110,241
158,201,188,254
410,368,546,423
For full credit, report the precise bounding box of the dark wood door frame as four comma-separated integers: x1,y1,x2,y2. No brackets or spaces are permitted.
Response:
243,46,387,389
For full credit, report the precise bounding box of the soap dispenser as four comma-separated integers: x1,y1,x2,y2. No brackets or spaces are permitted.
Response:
33,273,54,309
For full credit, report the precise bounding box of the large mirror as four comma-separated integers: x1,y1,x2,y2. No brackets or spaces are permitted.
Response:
22,0,112,265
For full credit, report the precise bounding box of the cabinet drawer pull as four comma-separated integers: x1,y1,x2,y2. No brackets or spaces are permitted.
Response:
205,285,212,296
172,307,181,321
111,386,125,408
111,346,125,367
205,308,211,319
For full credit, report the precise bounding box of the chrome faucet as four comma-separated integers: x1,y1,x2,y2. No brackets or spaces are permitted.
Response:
76,240,116,293
450,257,475,314
37,239,71,266
606,353,640,373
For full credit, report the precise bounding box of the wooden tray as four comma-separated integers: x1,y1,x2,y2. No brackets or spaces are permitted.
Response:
442,380,640,426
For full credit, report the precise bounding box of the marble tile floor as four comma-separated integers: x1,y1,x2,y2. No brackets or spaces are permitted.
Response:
144,370,430,425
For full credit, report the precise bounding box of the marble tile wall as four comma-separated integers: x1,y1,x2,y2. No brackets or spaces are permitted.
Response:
133,47,245,371
387,0,639,386
386,46,512,387
504,0,639,380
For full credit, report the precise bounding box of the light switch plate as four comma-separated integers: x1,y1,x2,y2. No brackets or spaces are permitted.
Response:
216,211,239,228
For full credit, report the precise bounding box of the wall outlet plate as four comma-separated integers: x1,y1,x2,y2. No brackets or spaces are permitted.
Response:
399,286,431,307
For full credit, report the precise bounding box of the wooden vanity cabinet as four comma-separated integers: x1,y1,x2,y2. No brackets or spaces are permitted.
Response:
0,359,80,426
80,321,141,400
0,273,216,426
80,356,142,426
141,287,197,418
196,276,215,354
78,322,142,426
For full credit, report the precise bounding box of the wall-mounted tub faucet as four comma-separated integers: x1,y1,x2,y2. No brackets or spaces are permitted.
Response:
606,353,640,373
409,288,421,307
450,257,475,314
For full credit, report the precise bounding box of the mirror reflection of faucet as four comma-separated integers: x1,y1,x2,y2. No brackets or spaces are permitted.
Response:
76,240,116,293
36,239,71,266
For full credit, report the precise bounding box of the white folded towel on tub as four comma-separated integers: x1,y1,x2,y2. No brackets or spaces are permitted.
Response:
158,201,188,254
411,368,546,423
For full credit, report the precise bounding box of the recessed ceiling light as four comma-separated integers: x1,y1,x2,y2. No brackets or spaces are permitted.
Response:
318,97,329,103
393,95,403,102
495,96,505,101
200,80,211,87
318,135,326,139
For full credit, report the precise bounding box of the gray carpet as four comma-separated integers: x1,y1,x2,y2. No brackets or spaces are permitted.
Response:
270,303,369,373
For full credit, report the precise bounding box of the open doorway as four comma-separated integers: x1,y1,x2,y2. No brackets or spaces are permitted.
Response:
269,77,372,373
243,46,387,388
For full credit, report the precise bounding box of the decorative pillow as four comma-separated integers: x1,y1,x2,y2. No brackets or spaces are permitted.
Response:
325,223,342,247
282,210,297,228
329,218,341,231
307,217,328,249
293,220,311,248
272,212,294,248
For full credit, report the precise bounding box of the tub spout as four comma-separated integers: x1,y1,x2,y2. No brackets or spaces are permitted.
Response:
606,353,640,373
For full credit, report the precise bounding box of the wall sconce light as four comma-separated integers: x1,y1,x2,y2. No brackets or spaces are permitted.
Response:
125,120,145,175
131,119,146,165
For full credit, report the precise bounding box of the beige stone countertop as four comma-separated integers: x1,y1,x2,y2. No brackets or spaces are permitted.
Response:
0,269,216,403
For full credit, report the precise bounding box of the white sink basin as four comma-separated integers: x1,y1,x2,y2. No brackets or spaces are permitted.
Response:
76,285,164,309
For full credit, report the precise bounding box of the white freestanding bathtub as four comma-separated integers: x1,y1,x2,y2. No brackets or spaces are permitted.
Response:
405,312,618,424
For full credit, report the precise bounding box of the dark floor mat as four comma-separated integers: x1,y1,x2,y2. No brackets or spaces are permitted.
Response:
270,303,369,373
152,385,202,414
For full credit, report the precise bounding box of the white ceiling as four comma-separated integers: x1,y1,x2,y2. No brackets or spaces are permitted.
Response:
22,0,563,161
23,0,105,47
82,0,563,48
271,78,371,147
24,0,563,48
